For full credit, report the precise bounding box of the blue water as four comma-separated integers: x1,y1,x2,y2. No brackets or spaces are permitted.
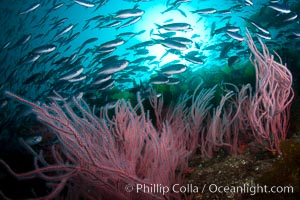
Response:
0,0,299,122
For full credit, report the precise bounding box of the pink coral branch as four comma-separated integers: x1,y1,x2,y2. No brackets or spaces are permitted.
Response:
246,30,294,153
2,91,194,200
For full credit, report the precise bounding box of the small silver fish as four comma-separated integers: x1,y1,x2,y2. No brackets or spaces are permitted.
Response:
73,0,95,8
23,135,42,146
19,3,40,15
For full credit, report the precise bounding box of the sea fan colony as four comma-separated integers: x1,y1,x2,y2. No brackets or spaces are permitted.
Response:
0,33,294,200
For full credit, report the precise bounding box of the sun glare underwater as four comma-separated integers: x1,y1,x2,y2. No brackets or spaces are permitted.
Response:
0,0,300,199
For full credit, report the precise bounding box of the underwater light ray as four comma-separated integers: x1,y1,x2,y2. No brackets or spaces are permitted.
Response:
131,2,210,66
